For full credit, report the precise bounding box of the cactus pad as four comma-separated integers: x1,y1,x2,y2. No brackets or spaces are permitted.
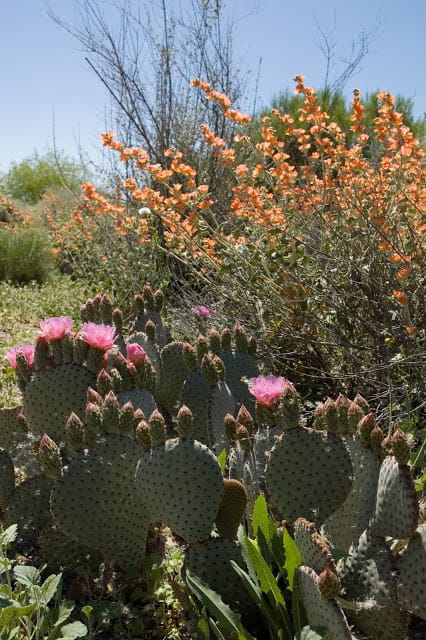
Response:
265,426,353,526
397,523,426,620
23,364,96,440
51,435,149,568
0,449,15,509
369,456,419,540
135,437,224,543
296,565,352,639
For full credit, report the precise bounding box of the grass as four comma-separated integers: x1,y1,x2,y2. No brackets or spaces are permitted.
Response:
0,273,100,406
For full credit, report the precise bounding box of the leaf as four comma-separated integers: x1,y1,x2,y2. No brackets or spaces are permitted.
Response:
13,565,41,586
39,573,63,606
57,621,88,639
244,538,285,607
283,528,301,591
51,601,75,628
0,525,18,547
252,494,271,542
217,448,227,475
186,571,255,640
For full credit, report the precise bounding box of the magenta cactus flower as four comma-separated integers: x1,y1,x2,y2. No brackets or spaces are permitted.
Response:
248,374,288,407
5,344,35,369
39,316,73,341
78,322,117,351
191,305,212,319
126,343,146,365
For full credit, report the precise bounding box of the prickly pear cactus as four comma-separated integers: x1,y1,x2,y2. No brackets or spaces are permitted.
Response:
37,393,151,569
135,406,224,543
296,565,353,640
0,406,27,450
131,285,172,347
338,528,410,639
397,523,426,620
265,423,353,526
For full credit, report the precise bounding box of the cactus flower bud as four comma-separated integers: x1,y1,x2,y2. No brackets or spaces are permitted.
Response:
224,413,237,442
358,412,377,446
134,294,144,313
177,405,194,439
65,412,86,452
208,329,221,354
236,425,251,452
112,308,124,334
248,336,257,356
318,569,340,599
142,284,156,310
391,428,410,465
99,294,113,324
201,353,219,386
335,393,351,433
369,424,385,458
313,402,326,430
149,409,166,446
197,335,209,361
153,289,164,312
102,391,120,434
97,369,113,396
144,320,156,340
347,400,364,433
234,323,249,353
236,405,254,433
281,381,300,430
37,434,62,480
220,327,232,351
119,401,136,436
323,397,338,433
135,420,152,451
182,342,198,371
353,393,370,413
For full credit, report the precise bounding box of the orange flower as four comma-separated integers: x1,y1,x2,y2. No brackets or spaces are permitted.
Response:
406,326,416,335
392,290,409,305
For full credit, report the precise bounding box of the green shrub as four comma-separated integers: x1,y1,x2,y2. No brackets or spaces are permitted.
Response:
0,227,55,284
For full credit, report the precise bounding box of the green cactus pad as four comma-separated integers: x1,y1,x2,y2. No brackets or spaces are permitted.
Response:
397,523,426,620
117,388,157,417
338,528,409,639
323,436,381,551
369,456,419,539
208,381,235,454
23,364,96,441
296,565,352,639
219,350,259,414
133,307,171,347
0,449,15,509
185,538,256,624
156,341,192,410
265,427,353,526
135,438,224,543
1,475,53,553
294,518,337,575
180,369,210,442
51,435,149,568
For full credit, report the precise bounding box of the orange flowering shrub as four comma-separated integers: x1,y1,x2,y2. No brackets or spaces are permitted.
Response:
51,75,426,404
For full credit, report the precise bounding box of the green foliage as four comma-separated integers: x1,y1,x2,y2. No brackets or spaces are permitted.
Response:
0,524,87,640
0,227,55,284
0,151,85,205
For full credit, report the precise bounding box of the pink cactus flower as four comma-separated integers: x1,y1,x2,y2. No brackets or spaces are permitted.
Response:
126,343,146,366
5,344,35,369
39,316,74,341
79,322,117,351
248,374,288,407
191,305,212,319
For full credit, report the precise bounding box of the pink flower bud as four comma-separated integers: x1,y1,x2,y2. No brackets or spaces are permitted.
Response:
191,305,212,319
126,343,147,366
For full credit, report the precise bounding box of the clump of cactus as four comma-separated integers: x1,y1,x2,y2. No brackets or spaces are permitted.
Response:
1,284,425,639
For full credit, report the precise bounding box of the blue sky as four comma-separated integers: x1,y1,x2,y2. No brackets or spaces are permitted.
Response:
1,0,425,172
